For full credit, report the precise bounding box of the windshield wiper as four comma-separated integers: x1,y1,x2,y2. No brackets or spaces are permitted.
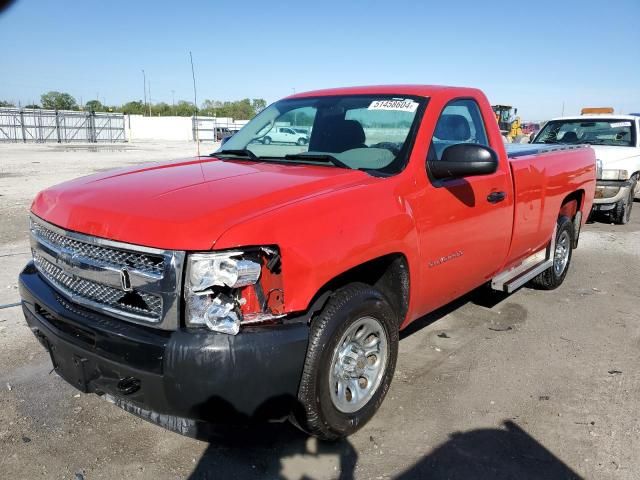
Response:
212,149,259,161
283,153,351,169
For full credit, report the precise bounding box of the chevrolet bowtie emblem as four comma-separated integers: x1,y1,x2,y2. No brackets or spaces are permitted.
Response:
120,268,133,292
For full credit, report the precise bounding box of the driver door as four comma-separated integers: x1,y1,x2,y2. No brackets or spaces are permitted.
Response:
414,98,513,313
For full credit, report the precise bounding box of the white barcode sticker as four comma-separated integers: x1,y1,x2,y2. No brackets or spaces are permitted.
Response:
610,121,631,128
368,99,418,112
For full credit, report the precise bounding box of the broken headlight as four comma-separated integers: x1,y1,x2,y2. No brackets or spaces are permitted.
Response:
184,249,284,335
188,252,261,291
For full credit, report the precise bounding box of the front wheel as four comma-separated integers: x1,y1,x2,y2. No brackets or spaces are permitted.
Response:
612,184,635,225
294,283,398,440
262,136,272,145
297,137,307,146
530,216,574,290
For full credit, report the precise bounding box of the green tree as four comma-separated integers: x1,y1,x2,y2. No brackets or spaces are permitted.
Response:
25,104,41,109
150,102,172,116
251,98,267,114
0,100,15,107
121,100,146,115
174,100,196,116
40,91,78,110
200,98,267,119
201,99,221,116
85,99,104,112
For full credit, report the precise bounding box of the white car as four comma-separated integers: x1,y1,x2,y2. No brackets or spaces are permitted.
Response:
262,126,309,146
533,114,640,224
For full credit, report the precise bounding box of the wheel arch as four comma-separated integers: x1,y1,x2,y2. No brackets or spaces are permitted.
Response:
559,189,584,248
302,253,410,328
559,189,584,218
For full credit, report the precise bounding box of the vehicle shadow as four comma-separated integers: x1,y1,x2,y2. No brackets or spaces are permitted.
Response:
186,396,358,480
394,420,582,480
400,286,509,340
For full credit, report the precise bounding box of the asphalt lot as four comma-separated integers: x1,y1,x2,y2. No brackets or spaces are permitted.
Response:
0,141,639,480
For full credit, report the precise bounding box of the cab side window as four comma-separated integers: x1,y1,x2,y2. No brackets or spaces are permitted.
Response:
430,99,489,161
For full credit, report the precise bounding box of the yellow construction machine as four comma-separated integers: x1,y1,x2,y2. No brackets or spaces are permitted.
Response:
492,104,522,141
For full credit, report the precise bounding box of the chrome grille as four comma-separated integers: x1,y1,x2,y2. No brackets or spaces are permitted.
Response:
31,221,164,277
34,253,162,319
29,216,185,330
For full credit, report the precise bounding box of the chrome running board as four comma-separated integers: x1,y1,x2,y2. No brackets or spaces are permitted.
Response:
491,224,557,293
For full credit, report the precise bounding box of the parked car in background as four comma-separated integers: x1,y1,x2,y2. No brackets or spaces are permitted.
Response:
262,126,309,145
533,114,640,224
214,127,231,142
292,127,311,136
521,122,541,136
20,85,595,440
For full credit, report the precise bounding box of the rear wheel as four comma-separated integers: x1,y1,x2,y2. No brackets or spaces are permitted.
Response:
530,216,574,290
294,283,398,440
297,137,307,146
263,136,272,145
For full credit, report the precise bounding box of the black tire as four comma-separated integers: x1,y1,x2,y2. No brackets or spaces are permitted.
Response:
612,184,635,225
297,137,307,146
263,136,272,145
530,216,574,290
294,283,399,440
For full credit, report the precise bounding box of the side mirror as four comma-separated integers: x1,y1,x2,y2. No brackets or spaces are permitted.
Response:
220,135,232,146
428,144,498,180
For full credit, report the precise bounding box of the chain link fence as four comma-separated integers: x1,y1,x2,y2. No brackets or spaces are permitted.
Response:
0,107,125,143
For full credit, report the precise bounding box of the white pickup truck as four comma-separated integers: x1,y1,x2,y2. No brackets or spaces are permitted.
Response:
261,126,309,146
533,114,640,224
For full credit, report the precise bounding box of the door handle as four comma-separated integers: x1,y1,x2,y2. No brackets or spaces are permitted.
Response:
487,191,506,203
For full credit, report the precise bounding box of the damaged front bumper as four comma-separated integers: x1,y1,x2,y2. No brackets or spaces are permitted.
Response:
592,179,633,211
19,262,309,435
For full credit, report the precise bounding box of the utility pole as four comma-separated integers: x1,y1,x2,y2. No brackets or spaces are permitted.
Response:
142,70,147,116
147,78,152,116
190,51,200,157
171,89,175,115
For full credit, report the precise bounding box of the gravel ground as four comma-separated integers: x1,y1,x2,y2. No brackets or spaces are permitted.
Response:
0,141,638,480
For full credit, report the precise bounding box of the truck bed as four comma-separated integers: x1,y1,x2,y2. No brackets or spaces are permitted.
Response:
504,144,595,268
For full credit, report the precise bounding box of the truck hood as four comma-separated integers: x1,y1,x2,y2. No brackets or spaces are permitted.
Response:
31,157,367,250
590,145,640,167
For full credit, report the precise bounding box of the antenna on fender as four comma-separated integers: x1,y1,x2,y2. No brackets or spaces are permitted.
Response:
190,51,200,157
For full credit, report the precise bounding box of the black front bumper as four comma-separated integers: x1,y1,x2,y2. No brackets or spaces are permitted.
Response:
19,263,309,432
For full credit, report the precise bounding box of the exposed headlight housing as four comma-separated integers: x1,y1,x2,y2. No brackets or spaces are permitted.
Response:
600,169,628,181
186,291,241,335
188,252,261,291
185,249,283,335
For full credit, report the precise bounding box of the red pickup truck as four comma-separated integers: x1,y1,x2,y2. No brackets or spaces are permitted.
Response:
19,85,595,440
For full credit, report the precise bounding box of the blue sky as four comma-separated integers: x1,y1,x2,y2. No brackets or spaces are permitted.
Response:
1,0,638,120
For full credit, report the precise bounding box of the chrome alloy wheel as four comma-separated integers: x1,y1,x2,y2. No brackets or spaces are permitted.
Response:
329,316,388,413
554,230,571,276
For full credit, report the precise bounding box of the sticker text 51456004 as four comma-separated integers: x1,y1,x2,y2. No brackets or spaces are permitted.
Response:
368,99,418,113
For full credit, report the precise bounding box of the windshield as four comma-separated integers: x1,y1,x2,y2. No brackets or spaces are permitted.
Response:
533,119,636,147
216,94,427,174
